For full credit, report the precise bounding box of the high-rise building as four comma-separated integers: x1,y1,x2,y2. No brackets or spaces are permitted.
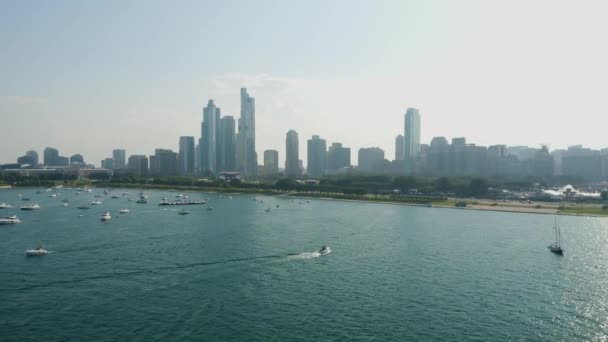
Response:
179,136,195,175
327,142,351,171
17,155,35,165
395,134,405,161
358,148,385,173
201,100,220,175
307,135,327,178
263,150,279,175
56,156,69,166
237,88,257,179
449,138,467,176
26,150,38,166
101,158,114,170
404,108,421,164
218,116,236,172
150,149,178,176
69,154,84,164
112,149,126,169
128,155,149,177
428,137,449,176
43,147,59,166
285,130,300,178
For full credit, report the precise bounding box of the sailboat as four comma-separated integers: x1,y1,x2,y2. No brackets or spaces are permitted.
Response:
548,217,564,255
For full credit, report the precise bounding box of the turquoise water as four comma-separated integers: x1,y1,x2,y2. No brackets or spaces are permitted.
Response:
1,188,607,341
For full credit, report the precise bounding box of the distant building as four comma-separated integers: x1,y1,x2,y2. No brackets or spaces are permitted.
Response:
101,158,114,170
128,155,149,177
17,155,35,166
395,134,404,161
178,136,195,175
285,130,300,178
449,138,467,176
429,137,449,176
26,150,39,166
43,147,59,166
404,108,421,165
327,142,351,171
358,147,385,173
113,149,126,169
201,100,220,175
237,88,257,179
56,156,69,166
532,146,554,178
218,116,236,172
150,149,178,177
263,150,279,175
307,135,327,178
561,145,602,181
70,154,84,164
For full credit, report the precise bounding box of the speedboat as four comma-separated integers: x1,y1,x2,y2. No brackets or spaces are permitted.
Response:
178,209,190,215
0,215,21,225
61,203,69,207
111,195,120,199
26,247,49,256
20,204,40,210
0,203,12,209
101,211,112,221
318,246,331,255
119,209,130,214
49,193,57,198
77,205,90,210
90,201,102,205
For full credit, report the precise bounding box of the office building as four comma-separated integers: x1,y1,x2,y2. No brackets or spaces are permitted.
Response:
179,136,195,175
128,155,149,177
237,88,257,179
285,130,300,178
263,150,279,175
358,147,385,173
113,149,126,169
307,135,327,178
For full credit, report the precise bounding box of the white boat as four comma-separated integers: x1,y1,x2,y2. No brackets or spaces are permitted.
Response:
61,203,69,207
90,201,102,205
548,217,564,255
318,246,331,256
101,211,112,221
119,209,130,214
0,215,21,225
20,204,40,210
49,194,57,198
26,247,49,256
0,203,12,209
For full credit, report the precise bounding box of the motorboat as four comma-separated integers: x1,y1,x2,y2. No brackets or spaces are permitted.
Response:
0,215,21,225
119,209,130,214
318,246,331,255
26,247,49,256
0,203,13,209
21,197,31,201
61,199,69,203
77,205,90,210
61,203,69,207
49,193,57,198
265,208,271,212
276,205,280,208
101,211,112,221
91,201,102,205
111,195,120,199
178,209,190,215
20,204,40,210
207,207,214,211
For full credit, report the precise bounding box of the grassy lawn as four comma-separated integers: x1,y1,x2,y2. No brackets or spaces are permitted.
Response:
559,207,608,216
431,199,456,207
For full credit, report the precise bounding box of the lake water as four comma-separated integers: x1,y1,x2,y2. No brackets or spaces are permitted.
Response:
1,188,607,341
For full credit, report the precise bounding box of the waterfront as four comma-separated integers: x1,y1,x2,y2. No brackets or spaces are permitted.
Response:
1,188,608,341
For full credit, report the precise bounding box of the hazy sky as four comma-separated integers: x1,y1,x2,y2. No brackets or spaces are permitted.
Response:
1,0,607,165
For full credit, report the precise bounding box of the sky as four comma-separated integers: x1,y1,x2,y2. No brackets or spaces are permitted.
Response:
1,0,607,166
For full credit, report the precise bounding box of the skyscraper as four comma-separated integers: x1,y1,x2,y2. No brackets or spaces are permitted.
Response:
43,147,59,166
26,150,38,166
395,134,404,161
101,158,114,170
237,88,256,179
263,150,279,175
358,147,385,173
69,154,84,164
179,136,195,175
404,108,421,164
113,149,126,169
327,142,351,171
150,149,178,176
201,100,220,175
128,155,148,176
218,116,236,172
285,130,300,178
307,135,327,178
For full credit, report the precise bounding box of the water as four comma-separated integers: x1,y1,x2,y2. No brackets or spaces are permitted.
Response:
1,188,607,341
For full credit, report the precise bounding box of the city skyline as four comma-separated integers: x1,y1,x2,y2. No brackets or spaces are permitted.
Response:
2,1,608,164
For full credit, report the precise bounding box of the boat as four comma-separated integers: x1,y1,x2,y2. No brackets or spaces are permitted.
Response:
21,197,31,201
111,195,120,199
49,193,57,198
90,201,102,205
548,217,564,255
25,247,49,256
0,215,21,225
77,205,90,210
276,205,280,208
61,199,69,203
207,207,214,211
0,203,13,209
265,208,271,212
319,246,331,255
101,211,112,221
20,204,40,210
119,209,130,214
61,203,69,207
178,209,190,215
136,193,148,204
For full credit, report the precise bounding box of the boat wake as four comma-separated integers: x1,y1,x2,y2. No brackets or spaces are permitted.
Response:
288,247,331,260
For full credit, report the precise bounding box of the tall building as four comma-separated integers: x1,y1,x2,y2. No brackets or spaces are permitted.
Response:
218,116,236,172
237,88,257,179
26,150,38,166
358,148,385,173
263,150,279,175
307,135,327,178
69,154,84,164
150,149,178,176
428,137,449,176
112,149,126,169
128,155,149,177
285,130,300,178
101,158,114,170
327,142,351,171
395,134,405,161
404,108,421,164
179,136,195,175
449,138,467,176
43,147,59,166
17,154,35,165
201,100,220,175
